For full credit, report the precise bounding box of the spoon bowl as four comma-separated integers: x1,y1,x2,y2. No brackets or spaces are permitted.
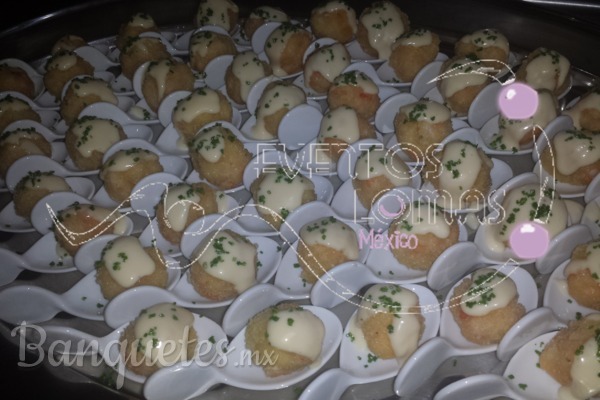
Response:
300,283,440,400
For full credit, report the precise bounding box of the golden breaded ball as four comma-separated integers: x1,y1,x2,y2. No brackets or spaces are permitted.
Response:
0,64,35,99
44,51,94,99
0,127,50,179
188,124,252,190
141,58,195,112
115,12,159,51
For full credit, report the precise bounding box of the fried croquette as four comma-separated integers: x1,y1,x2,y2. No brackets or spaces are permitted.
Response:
189,229,258,301
142,58,195,112
96,244,168,300
156,182,219,245
100,148,164,204
60,76,118,126
0,64,35,99
188,125,252,190
120,306,197,377
172,88,233,143
245,303,324,377
388,202,459,270
189,30,237,73
0,94,40,133
309,1,357,44
449,273,525,345
0,127,51,179
65,116,127,171
328,71,379,119
539,314,600,386
13,171,71,220
44,51,94,99
394,100,453,162
389,28,440,82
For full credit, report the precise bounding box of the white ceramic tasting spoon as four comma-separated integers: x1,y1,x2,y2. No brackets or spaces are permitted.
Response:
37,311,227,384
143,305,343,400
299,284,440,400
393,264,538,398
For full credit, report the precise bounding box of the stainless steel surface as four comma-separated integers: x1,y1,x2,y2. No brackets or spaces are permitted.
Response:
1,1,599,399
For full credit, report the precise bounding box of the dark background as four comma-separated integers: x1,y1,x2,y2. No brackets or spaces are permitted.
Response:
1,1,600,399
4,0,600,32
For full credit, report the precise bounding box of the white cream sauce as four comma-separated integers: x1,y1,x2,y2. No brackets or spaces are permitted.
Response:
317,106,360,144
564,90,600,130
488,184,568,253
495,90,557,150
162,183,204,232
354,147,411,187
133,303,195,366
524,48,570,92
357,284,421,359
71,117,122,158
459,268,518,316
20,171,70,192
195,229,257,293
399,100,451,124
128,13,156,28
436,141,483,208
252,83,305,139
146,59,175,99
250,6,288,22
393,28,433,48
439,57,489,98
254,168,314,221
333,70,378,94
459,29,509,53
102,148,159,173
231,51,267,103
173,88,222,124
391,201,451,239
552,130,600,175
195,0,238,31
360,0,406,60
47,52,78,71
102,236,155,288
304,43,350,88
71,78,117,104
267,307,325,360
299,216,359,259
189,124,226,163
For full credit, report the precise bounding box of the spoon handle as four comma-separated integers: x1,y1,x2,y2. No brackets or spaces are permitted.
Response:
299,368,360,400
0,248,26,286
433,374,517,400
144,362,223,400
42,325,107,356
394,337,459,397
496,307,565,361
0,286,63,324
